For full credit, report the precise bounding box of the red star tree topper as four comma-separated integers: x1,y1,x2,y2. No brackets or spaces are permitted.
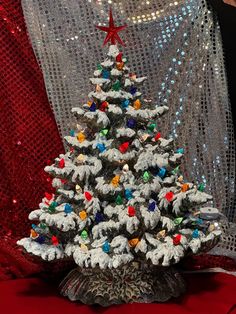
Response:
96,8,127,46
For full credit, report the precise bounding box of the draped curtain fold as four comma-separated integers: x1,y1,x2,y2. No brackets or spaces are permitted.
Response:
21,0,236,221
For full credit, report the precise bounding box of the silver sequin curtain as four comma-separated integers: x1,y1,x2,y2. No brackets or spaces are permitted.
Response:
21,0,235,222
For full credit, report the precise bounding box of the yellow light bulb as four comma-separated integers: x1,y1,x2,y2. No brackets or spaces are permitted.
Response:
157,230,166,239
96,85,102,92
116,62,124,70
30,229,38,239
181,183,189,192
77,154,85,163
79,210,87,220
77,132,85,143
133,99,141,110
128,238,139,247
80,243,88,251
111,175,120,187
75,184,82,194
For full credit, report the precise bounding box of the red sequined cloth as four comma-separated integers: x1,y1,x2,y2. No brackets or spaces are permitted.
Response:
0,0,235,281
0,0,65,280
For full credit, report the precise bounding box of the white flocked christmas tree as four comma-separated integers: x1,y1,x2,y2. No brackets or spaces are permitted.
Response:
18,38,221,270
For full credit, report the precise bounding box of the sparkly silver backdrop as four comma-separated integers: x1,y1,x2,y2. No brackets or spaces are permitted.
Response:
21,0,235,222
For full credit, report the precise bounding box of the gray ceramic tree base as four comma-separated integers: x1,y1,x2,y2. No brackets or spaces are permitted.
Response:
59,263,185,306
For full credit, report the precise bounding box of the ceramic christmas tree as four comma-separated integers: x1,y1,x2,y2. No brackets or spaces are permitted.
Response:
18,9,221,306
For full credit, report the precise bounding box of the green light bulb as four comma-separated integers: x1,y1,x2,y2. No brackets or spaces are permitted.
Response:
81,230,88,240
112,80,121,91
97,63,103,71
143,171,150,182
148,123,156,132
198,183,205,192
115,194,123,205
174,217,183,225
100,129,109,136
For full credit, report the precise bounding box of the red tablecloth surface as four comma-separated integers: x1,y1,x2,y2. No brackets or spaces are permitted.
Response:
0,0,236,287
0,273,235,314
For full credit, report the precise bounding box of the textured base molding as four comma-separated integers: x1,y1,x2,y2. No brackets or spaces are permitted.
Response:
59,263,185,306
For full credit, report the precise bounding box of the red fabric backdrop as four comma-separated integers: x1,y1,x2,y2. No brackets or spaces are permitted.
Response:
0,0,65,280
0,0,235,281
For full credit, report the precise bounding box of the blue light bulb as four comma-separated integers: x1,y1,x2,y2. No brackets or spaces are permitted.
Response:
127,118,136,129
176,148,184,154
192,229,199,238
157,167,166,179
36,235,45,244
102,241,110,253
125,189,133,200
102,70,110,79
96,143,106,153
148,201,156,212
89,102,97,112
130,86,137,95
122,99,130,108
95,212,104,223
64,204,72,214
